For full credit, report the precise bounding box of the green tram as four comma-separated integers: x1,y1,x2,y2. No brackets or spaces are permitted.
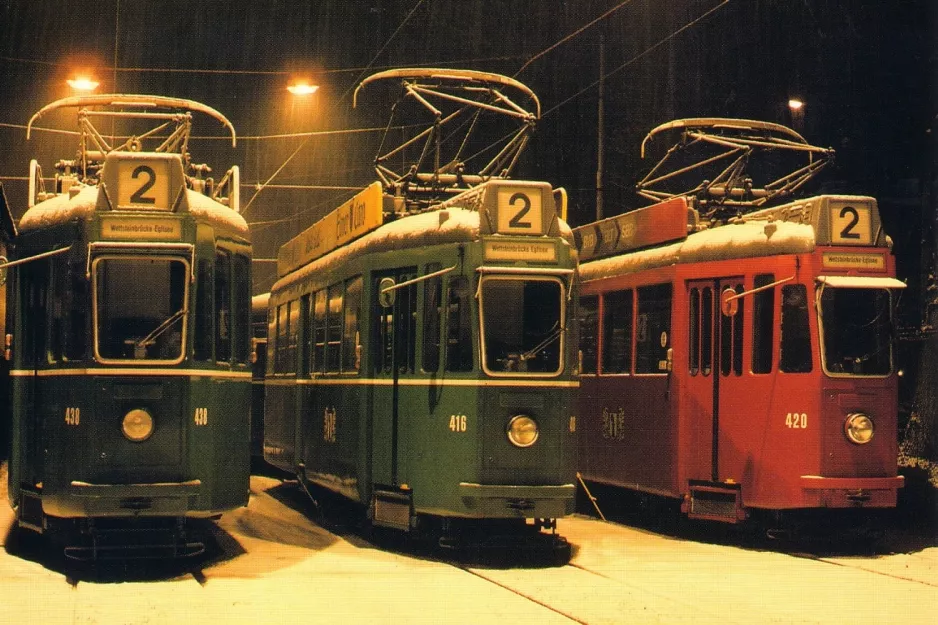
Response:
264,178,578,546
5,95,251,558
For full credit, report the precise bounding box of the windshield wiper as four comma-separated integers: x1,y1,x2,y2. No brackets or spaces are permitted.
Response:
135,308,187,349
519,324,563,362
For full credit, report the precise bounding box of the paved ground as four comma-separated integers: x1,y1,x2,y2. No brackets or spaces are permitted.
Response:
0,473,935,624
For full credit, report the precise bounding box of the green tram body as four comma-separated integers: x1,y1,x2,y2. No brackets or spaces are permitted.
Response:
264,180,578,533
6,151,252,542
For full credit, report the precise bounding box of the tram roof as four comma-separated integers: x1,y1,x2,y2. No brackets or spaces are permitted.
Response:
272,206,483,293
271,206,574,295
18,184,248,235
579,219,816,283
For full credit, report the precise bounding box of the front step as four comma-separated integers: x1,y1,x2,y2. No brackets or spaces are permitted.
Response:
371,489,412,531
685,480,745,523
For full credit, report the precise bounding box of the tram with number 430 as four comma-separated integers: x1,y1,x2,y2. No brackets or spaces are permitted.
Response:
263,69,578,554
5,95,252,558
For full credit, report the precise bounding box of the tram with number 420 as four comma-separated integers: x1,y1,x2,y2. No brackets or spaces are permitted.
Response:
574,119,905,536
5,95,252,558
263,69,578,553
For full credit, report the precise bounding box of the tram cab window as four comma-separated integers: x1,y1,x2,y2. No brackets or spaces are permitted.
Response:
601,290,632,374
751,274,775,374
780,284,812,373
635,283,671,374
579,295,599,374
445,277,473,372
819,287,892,376
481,276,562,375
93,257,187,362
422,264,443,374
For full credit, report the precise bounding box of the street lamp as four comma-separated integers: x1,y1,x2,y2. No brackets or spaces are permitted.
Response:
788,98,805,131
66,76,99,92
287,81,319,96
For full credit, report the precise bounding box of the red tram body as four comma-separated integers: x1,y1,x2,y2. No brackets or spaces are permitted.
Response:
575,194,905,527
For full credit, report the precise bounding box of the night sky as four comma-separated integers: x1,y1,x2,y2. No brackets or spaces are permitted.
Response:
1,0,933,309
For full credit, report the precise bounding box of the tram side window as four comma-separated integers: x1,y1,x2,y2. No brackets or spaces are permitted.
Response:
343,276,362,373
326,285,343,372
579,295,599,374
266,308,277,376
689,288,700,375
751,273,775,374
233,254,251,364
602,289,632,374
50,259,87,362
422,264,442,373
635,283,672,374
446,277,473,371
780,284,812,373
195,258,214,361
275,304,288,373
720,283,744,377
21,263,49,366
282,299,299,374
215,250,232,363
312,290,326,374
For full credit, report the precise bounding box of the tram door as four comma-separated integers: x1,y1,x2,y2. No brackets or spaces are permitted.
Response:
685,277,745,484
370,268,417,491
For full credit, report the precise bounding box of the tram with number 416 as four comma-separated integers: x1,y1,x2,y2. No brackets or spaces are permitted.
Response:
263,69,578,554
5,95,252,558
574,119,905,536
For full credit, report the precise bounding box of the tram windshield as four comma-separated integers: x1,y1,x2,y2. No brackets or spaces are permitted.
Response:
819,287,892,376
94,257,188,362
480,276,563,375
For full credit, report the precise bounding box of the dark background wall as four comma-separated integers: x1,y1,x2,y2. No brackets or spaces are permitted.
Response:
0,0,934,432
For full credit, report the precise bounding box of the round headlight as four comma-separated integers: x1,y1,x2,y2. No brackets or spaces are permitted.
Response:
844,413,874,445
507,415,539,448
122,408,154,442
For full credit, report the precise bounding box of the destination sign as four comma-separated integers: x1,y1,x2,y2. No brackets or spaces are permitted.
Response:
278,181,384,277
483,240,557,262
100,217,181,240
822,252,885,270
574,196,692,262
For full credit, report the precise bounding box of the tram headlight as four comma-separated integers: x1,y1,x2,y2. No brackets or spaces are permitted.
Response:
122,409,154,442
844,413,874,445
507,415,539,448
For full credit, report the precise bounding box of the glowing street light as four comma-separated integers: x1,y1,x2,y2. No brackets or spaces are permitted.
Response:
67,76,99,92
788,98,804,112
287,81,319,96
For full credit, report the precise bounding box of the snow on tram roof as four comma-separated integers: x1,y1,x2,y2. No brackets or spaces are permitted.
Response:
17,185,248,235
272,207,483,294
18,185,99,231
185,189,249,234
579,220,816,283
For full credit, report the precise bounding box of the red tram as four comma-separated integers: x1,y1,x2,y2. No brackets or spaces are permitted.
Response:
574,120,905,531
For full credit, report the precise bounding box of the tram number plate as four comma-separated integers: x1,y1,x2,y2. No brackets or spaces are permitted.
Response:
830,205,871,245
785,412,807,429
117,160,172,210
496,188,544,235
